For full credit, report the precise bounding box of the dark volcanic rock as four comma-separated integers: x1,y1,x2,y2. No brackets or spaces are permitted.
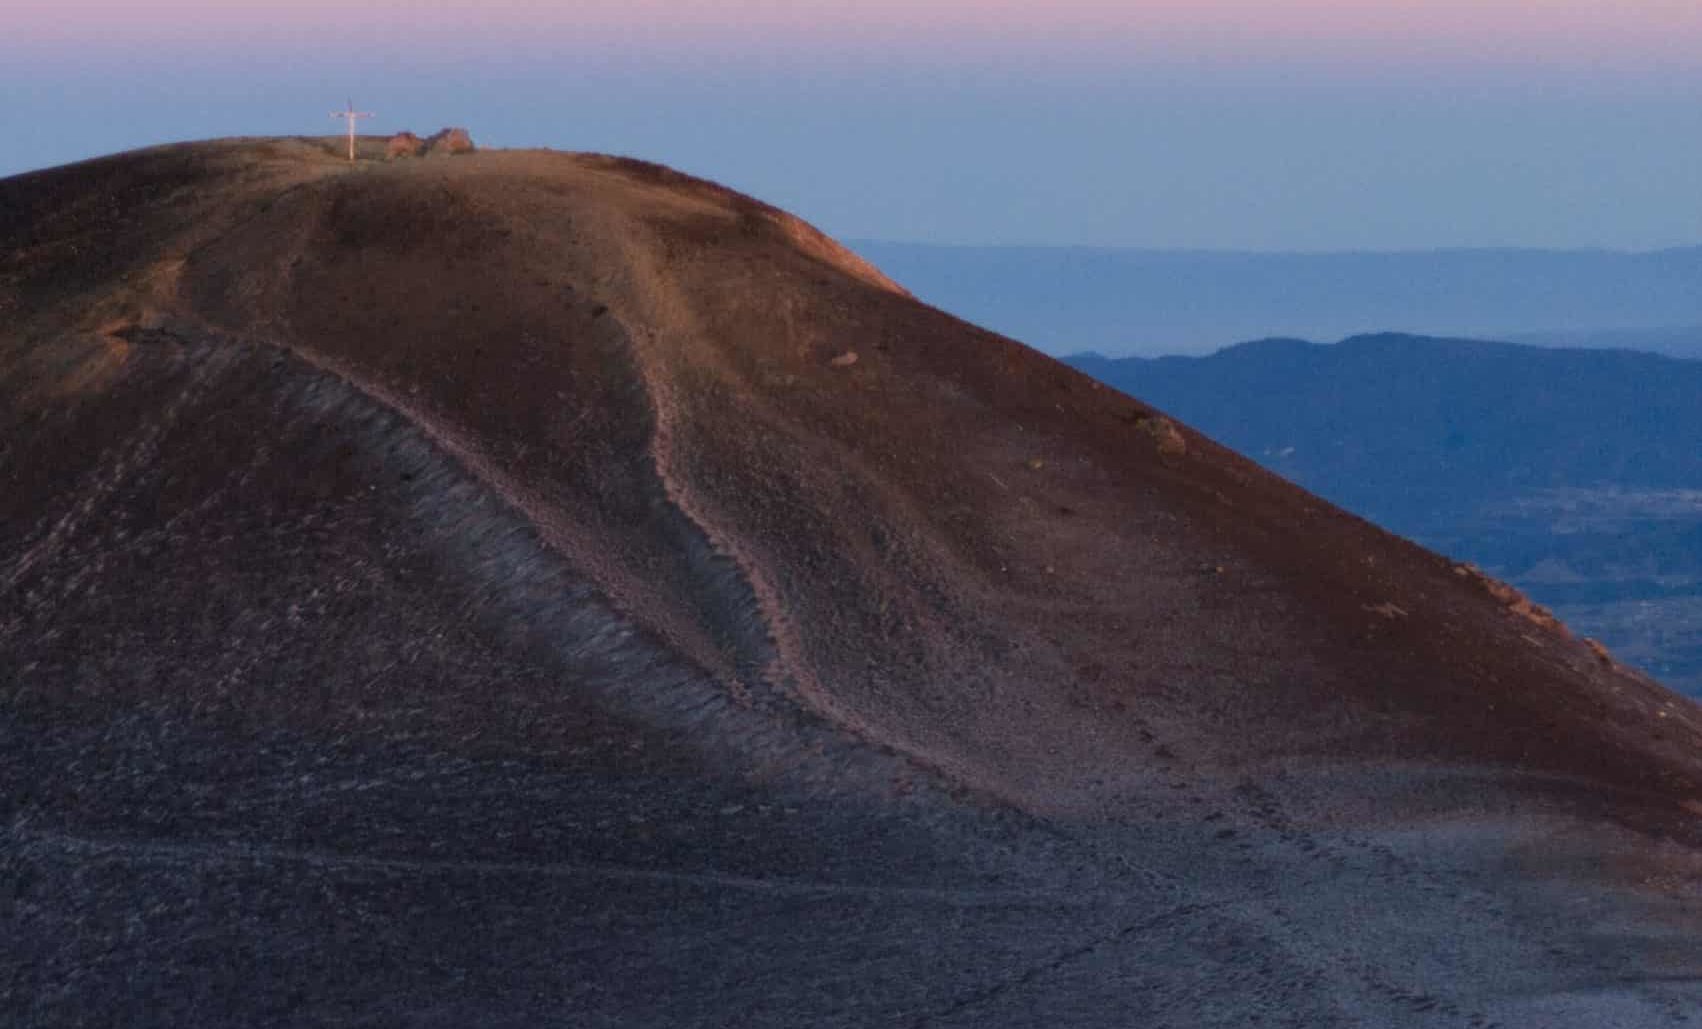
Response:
1,139,1699,1027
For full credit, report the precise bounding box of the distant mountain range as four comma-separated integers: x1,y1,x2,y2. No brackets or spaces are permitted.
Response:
1068,334,1702,695
1507,325,1702,359
854,241,1702,356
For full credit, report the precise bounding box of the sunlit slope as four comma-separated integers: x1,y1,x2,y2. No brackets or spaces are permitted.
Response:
3,139,1700,1027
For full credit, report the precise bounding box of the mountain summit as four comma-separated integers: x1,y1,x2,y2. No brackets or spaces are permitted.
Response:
4,139,1700,1026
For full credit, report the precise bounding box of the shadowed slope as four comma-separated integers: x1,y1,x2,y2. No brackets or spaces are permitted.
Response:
3,140,1701,1026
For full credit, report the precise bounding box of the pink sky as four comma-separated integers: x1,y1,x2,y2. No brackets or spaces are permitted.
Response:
3,0,1699,250
9,0,1702,68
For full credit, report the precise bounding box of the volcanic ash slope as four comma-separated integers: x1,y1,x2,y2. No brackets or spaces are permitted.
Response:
2,138,1700,1026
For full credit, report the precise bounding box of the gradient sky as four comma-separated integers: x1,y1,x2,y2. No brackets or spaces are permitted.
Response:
3,1,1699,250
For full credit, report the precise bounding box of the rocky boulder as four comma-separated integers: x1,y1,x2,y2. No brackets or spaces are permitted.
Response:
385,132,424,160
424,128,476,156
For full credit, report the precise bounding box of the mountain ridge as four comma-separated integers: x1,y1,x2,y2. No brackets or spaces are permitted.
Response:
5,139,1702,1025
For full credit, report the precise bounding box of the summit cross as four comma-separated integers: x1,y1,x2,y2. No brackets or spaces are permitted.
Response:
331,100,375,161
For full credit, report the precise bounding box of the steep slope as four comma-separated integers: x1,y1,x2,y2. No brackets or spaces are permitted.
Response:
3,139,1701,1026
1067,334,1702,696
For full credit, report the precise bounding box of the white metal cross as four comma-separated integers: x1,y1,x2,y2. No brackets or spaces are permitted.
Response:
330,99,375,161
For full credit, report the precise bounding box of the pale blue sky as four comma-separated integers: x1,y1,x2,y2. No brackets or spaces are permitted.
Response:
3,37,1699,251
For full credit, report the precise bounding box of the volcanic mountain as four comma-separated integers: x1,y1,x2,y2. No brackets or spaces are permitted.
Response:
3,139,1700,1026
